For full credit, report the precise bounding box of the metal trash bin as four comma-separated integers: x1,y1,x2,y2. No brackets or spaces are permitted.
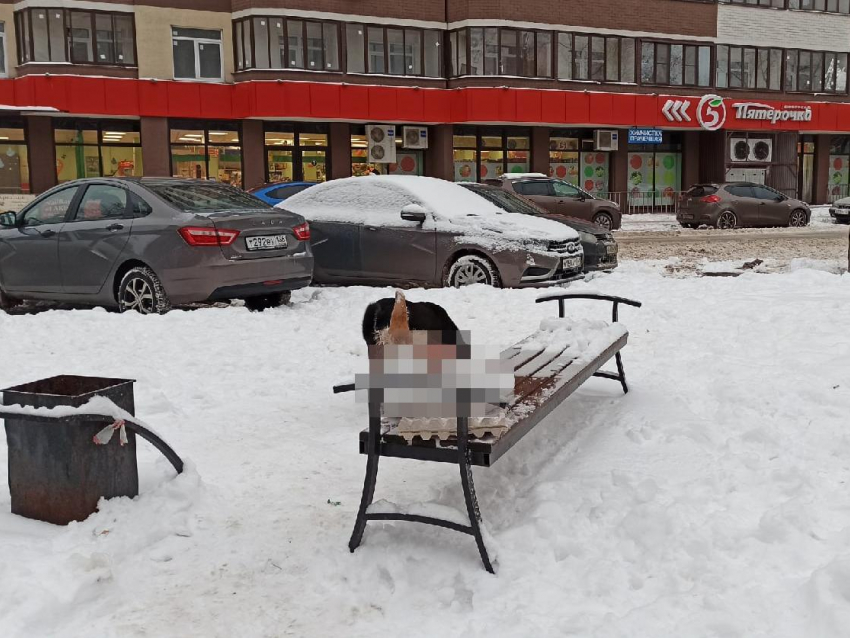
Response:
2,375,139,525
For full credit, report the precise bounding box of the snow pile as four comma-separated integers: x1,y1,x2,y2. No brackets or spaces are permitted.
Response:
280,175,578,248
1,266,850,636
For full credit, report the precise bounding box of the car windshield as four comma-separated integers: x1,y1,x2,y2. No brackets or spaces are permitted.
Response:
146,182,272,212
464,186,545,217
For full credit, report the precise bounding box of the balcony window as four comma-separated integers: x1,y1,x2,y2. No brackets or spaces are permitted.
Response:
353,24,439,77
557,32,633,83
172,28,222,81
15,8,135,66
0,24,6,75
234,17,339,72
785,48,848,93
642,41,711,87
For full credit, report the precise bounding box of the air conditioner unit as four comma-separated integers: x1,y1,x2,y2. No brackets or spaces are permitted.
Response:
730,137,750,162
402,126,428,150
748,138,773,163
366,124,396,164
594,130,619,152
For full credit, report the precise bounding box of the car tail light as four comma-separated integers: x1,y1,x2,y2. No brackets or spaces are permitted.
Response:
178,226,240,246
293,222,310,241
701,194,721,203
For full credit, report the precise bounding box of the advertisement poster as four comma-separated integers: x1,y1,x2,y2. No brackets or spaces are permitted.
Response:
828,155,849,199
549,151,580,185
579,152,609,196
389,151,423,176
655,153,682,206
506,151,530,175
628,152,681,207
628,153,655,207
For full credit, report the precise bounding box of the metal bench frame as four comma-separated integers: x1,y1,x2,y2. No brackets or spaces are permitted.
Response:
335,293,641,573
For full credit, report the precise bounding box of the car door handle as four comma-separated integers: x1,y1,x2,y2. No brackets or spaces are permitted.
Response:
366,226,378,231
758,202,766,206
41,229,56,238
107,223,125,231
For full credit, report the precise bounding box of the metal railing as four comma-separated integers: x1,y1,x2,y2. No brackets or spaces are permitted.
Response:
598,191,688,215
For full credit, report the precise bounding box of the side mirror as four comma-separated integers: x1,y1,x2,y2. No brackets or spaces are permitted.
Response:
400,204,428,224
0,211,19,228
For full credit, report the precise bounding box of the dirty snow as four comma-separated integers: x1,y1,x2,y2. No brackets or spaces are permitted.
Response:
1,265,850,637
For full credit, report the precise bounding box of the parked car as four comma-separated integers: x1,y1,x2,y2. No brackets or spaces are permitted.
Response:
828,197,850,224
490,173,622,230
460,183,618,273
0,178,313,314
249,181,316,206
277,175,583,288
677,183,810,229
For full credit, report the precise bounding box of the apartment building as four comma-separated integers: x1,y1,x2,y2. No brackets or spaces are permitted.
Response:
0,0,849,205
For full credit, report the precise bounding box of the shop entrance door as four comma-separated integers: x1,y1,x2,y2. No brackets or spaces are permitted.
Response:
627,152,682,210
797,142,815,203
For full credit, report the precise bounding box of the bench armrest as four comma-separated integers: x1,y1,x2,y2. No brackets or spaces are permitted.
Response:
535,293,642,322
333,382,356,394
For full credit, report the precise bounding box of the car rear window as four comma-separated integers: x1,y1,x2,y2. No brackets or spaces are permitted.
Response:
269,184,311,200
146,182,272,212
725,185,756,198
687,185,718,197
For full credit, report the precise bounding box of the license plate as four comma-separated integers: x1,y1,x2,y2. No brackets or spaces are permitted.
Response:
562,256,581,270
246,234,288,251
681,213,694,220
606,243,618,255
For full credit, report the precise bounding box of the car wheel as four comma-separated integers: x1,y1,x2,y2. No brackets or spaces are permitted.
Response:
789,209,808,227
445,255,501,288
118,266,171,315
592,212,614,230
0,287,21,312
244,291,291,312
716,211,737,230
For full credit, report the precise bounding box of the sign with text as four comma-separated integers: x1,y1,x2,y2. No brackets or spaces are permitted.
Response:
628,128,663,144
0,194,35,212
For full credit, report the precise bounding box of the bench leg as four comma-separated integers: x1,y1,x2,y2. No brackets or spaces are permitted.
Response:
460,451,495,574
349,439,380,553
615,351,629,394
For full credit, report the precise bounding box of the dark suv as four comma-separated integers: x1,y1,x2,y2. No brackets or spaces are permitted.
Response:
492,174,622,230
678,183,810,229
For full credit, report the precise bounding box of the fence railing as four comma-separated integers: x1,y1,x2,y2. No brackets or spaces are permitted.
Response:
598,191,688,215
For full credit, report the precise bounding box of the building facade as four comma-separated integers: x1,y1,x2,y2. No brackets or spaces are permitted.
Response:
0,0,850,205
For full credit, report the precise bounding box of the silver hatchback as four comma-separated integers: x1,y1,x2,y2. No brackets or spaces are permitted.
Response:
0,178,313,313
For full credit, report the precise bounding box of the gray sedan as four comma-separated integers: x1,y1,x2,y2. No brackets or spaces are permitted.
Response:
0,178,313,313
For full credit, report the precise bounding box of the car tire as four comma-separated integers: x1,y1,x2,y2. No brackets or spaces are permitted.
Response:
0,287,21,313
117,266,171,315
716,211,737,230
245,291,291,312
592,212,614,230
788,209,808,227
444,255,501,288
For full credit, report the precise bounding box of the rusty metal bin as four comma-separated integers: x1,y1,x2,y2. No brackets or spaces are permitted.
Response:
2,375,139,525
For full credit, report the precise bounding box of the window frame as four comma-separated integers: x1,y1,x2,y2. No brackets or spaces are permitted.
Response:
14,8,137,67
233,16,341,73
451,126,532,183
451,27,555,79
640,39,713,88
54,119,143,182
168,119,243,187
263,122,329,184
172,27,223,82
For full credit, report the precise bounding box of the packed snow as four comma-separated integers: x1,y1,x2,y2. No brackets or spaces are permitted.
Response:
1,264,850,637
280,175,579,247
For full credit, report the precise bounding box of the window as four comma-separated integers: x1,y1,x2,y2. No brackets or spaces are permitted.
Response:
236,18,340,71
752,185,782,200
555,32,634,82
451,27,554,78
23,188,79,226
452,127,530,182
264,124,328,183
15,9,135,66
642,41,711,87
172,27,222,81
785,49,847,93
515,181,552,196
0,122,29,193
55,120,143,183
74,185,128,221
716,44,782,90
146,182,267,212
726,185,756,198
0,24,6,76
170,121,241,187
552,181,583,198
351,24,438,77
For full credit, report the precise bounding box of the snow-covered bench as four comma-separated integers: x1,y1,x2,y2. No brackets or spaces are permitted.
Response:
334,293,641,573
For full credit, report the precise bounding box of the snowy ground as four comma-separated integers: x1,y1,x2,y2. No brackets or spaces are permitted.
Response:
2,264,850,638
620,205,837,233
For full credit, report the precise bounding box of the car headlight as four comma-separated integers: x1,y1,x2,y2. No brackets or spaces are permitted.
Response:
579,231,596,244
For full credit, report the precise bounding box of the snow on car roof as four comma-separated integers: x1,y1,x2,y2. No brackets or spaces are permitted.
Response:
501,173,550,180
280,176,578,246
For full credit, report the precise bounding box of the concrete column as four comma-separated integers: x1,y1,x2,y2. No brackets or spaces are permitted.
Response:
609,128,629,195
532,127,550,175
328,122,351,180
140,117,170,178
698,131,726,183
425,124,453,181
241,119,265,190
26,116,56,194
682,131,700,192
813,134,831,205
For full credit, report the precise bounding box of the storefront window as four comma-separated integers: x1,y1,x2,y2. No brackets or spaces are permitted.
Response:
549,137,580,184
351,125,426,176
827,136,849,201
0,121,30,193
452,128,530,182
55,120,142,183
265,124,328,183
627,135,682,208
170,121,241,187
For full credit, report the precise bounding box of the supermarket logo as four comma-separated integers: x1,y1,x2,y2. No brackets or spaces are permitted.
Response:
733,102,812,124
697,95,727,132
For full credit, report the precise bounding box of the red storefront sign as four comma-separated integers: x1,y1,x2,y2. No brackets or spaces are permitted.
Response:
2,75,848,133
